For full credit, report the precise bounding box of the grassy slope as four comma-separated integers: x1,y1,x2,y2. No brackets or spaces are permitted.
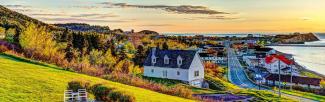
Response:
282,90,325,101
0,54,194,102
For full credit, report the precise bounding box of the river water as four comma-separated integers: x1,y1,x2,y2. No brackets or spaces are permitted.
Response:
270,34,325,75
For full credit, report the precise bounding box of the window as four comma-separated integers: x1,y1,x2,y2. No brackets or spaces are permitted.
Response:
151,69,154,73
163,71,167,77
152,56,156,65
194,71,199,77
164,55,169,64
177,71,180,75
177,56,183,67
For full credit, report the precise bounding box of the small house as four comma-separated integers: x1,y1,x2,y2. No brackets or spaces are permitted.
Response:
143,48,205,87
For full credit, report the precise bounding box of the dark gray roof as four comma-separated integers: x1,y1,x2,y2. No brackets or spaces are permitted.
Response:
144,49,197,69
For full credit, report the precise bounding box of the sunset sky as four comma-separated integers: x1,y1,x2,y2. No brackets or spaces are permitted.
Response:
1,0,325,33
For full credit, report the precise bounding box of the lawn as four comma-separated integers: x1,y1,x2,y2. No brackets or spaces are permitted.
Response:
0,53,194,102
282,89,325,101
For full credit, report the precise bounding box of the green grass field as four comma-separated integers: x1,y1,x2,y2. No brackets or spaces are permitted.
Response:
0,53,194,102
282,89,325,101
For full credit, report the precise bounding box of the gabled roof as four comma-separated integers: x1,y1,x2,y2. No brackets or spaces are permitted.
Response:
265,54,293,65
199,53,211,57
255,47,273,52
144,49,197,69
217,52,224,57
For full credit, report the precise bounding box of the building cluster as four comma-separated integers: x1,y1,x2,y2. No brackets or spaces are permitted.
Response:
235,41,321,88
198,44,227,65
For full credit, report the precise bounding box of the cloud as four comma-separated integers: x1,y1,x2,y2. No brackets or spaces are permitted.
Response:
70,13,119,18
72,5,98,9
186,16,238,20
139,24,174,27
300,17,311,21
11,8,32,12
3,5,30,8
29,13,68,16
99,2,230,15
37,17,133,23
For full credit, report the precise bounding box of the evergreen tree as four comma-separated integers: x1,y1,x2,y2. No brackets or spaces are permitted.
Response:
162,42,168,50
133,45,146,66
65,43,74,62
61,27,69,42
118,46,127,61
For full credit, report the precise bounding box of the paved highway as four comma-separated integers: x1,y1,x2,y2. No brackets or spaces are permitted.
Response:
225,41,317,102
227,47,265,89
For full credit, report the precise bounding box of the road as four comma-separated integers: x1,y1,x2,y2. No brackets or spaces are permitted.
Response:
227,47,266,89
225,41,317,102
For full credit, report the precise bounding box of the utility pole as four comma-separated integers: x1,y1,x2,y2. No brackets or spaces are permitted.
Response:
257,56,261,90
278,59,281,100
290,57,294,90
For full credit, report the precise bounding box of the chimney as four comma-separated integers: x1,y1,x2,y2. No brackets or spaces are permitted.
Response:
152,47,156,57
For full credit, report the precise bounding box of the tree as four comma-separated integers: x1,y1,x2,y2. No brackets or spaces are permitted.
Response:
124,42,136,53
19,23,58,58
102,49,117,73
89,49,103,65
320,80,325,88
162,42,168,50
65,43,74,62
118,46,127,61
5,28,16,43
60,27,69,42
0,27,5,39
133,45,146,66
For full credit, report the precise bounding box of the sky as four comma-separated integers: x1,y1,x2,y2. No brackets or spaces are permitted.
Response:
1,0,325,33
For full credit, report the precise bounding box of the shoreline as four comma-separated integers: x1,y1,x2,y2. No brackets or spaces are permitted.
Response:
274,50,325,79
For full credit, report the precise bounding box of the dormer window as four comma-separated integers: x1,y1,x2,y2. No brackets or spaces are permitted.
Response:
151,48,157,65
177,55,183,67
151,56,157,65
164,55,169,64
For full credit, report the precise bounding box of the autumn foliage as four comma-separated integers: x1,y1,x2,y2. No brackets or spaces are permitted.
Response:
204,61,225,78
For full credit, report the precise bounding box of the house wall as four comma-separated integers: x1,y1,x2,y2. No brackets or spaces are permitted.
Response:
266,61,289,73
188,53,205,87
144,66,189,81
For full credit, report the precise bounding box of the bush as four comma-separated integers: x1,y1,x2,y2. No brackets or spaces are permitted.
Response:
0,45,9,52
90,84,115,101
103,72,194,99
108,90,135,102
67,80,90,92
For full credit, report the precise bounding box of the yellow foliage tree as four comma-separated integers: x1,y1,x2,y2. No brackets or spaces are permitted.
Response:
19,23,58,58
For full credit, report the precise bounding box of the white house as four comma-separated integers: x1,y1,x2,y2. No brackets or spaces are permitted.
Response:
199,52,226,64
143,48,205,87
264,54,299,75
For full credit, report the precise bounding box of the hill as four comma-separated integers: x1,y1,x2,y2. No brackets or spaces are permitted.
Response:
0,5,59,31
54,23,111,34
275,33,319,44
0,53,194,102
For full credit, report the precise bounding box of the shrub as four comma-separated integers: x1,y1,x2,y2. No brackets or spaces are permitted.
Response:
90,84,115,101
0,45,9,52
67,80,90,92
108,90,135,102
103,72,194,99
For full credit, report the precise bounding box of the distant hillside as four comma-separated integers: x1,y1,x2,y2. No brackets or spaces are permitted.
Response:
138,30,159,35
0,5,58,30
275,33,319,44
0,53,193,102
55,23,110,34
